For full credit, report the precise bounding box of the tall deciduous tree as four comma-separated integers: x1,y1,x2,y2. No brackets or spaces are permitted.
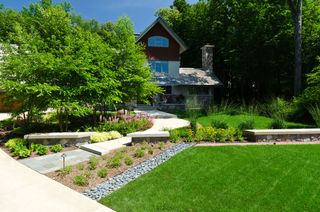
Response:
288,0,303,96
0,1,160,131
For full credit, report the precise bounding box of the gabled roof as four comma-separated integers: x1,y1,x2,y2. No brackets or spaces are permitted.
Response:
136,17,188,54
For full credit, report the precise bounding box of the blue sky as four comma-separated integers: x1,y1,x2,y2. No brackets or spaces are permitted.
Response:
1,0,198,32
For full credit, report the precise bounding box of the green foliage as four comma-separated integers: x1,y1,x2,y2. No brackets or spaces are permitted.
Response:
308,105,320,127
92,118,152,136
269,119,287,129
5,138,27,152
88,156,99,170
13,145,31,158
195,127,216,142
266,98,292,120
216,129,227,143
211,120,229,129
238,119,255,130
109,157,122,168
156,0,320,100
73,175,88,186
0,2,160,131
77,163,85,171
300,60,320,106
90,131,122,143
134,148,145,158
49,144,63,153
124,156,134,166
185,129,194,142
35,145,49,155
29,143,40,152
169,129,181,143
60,165,72,176
97,167,108,178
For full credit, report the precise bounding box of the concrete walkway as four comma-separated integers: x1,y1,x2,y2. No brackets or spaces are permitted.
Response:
0,149,113,212
134,109,177,118
146,118,189,131
19,149,96,174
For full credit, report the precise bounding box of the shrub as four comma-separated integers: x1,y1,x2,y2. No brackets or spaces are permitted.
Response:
77,163,84,170
49,144,63,153
124,156,134,166
134,148,145,158
196,127,216,142
225,128,236,142
234,128,244,142
269,119,287,129
185,129,194,142
35,145,49,155
60,165,72,176
73,175,88,186
97,167,108,178
29,143,40,152
216,129,227,142
5,138,27,152
238,119,255,130
88,156,99,170
90,131,122,143
83,170,92,179
170,129,180,143
211,120,228,129
109,157,121,168
308,105,320,127
13,145,31,158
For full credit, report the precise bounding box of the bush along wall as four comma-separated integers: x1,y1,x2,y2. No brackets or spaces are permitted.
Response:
170,127,244,143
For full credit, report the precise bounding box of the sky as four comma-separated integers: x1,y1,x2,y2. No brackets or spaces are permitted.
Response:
1,0,198,33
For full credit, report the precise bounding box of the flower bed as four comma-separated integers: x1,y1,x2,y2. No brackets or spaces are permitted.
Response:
46,141,178,193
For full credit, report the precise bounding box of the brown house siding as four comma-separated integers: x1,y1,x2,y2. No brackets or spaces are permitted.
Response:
139,22,180,61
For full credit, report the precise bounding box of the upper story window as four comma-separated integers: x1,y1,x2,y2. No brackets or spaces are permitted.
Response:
149,60,169,73
148,36,169,48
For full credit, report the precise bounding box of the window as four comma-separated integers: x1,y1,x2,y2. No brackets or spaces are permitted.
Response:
149,60,169,73
148,36,169,47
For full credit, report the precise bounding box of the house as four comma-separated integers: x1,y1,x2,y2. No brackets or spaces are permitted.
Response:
136,17,222,110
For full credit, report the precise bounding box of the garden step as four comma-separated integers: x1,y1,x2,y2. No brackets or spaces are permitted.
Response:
134,109,177,119
80,137,132,155
244,129,320,142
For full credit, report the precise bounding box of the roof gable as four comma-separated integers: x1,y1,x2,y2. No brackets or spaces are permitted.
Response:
136,17,188,54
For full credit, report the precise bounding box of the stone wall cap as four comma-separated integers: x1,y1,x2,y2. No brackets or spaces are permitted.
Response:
244,128,320,135
24,132,96,140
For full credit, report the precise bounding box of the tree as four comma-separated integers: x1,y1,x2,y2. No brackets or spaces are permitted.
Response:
0,2,160,131
288,0,303,96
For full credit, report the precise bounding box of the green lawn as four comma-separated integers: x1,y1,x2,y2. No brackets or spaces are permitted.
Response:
100,145,320,211
197,113,309,129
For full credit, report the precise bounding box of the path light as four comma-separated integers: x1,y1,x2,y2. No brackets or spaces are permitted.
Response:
61,153,66,169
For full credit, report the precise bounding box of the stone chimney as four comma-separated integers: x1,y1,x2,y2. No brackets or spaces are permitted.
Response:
201,44,214,71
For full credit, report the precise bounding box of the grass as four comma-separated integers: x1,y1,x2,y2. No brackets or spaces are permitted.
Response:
197,113,309,129
100,145,320,211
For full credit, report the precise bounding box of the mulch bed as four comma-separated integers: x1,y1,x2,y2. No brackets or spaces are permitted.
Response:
46,141,176,193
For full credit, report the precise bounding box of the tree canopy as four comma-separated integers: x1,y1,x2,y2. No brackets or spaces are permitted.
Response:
156,0,320,101
0,1,160,131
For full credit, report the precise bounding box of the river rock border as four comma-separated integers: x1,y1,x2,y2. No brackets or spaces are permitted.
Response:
84,143,193,201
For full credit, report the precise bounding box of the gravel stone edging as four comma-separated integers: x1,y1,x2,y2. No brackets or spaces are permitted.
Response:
83,143,193,201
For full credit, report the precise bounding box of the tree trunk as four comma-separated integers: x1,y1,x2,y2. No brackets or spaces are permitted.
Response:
288,0,303,96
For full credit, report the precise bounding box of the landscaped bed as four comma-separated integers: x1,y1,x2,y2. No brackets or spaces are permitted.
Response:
46,141,177,192
100,145,320,211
